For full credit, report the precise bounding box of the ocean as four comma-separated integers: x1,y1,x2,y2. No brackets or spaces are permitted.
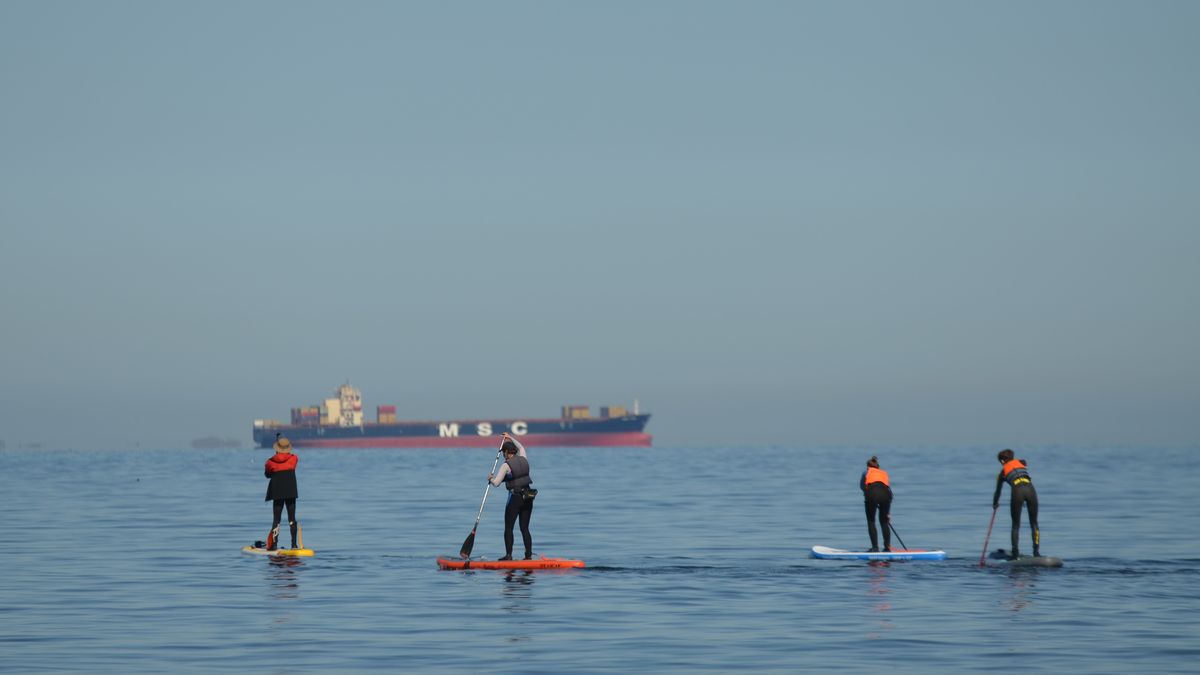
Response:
1,445,1197,673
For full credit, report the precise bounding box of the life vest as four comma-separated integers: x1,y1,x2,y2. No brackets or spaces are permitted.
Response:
1002,459,1031,486
864,466,890,487
503,455,532,491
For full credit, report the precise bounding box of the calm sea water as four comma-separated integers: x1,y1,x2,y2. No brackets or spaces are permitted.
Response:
1,445,1197,673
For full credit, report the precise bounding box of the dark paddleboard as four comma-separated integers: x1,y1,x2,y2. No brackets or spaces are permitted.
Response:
989,549,1063,567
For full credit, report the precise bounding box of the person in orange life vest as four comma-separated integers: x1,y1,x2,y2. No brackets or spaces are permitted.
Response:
860,456,893,552
488,433,535,561
993,448,1039,559
264,434,300,550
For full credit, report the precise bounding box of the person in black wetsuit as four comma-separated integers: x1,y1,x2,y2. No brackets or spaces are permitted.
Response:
488,433,535,560
860,456,893,552
993,448,1039,559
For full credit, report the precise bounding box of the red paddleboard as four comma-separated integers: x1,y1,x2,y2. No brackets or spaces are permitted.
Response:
436,555,585,570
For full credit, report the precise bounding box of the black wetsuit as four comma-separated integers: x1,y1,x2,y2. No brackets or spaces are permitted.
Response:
502,455,534,559
993,461,1039,557
861,470,893,551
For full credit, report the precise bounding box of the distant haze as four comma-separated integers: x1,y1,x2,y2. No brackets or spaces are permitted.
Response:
1,2,1196,449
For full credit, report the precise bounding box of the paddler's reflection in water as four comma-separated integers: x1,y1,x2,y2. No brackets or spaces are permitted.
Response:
501,570,535,641
865,561,894,638
1001,568,1039,613
266,556,304,602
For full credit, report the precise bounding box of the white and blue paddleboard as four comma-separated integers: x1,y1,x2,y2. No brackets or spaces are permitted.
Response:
811,545,947,561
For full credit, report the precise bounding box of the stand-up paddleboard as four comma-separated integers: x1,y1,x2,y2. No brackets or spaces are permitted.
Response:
988,550,1063,567
242,545,314,557
811,545,947,561
243,524,312,557
437,555,584,570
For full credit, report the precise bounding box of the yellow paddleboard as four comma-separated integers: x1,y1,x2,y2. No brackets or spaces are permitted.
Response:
242,546,314,557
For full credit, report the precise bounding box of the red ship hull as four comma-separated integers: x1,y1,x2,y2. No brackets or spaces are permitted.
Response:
279,431,652,449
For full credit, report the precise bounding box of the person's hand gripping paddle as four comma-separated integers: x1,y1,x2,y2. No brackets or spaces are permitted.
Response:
459,438,506,559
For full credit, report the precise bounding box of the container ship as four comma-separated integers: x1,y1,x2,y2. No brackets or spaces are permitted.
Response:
252,383,652,448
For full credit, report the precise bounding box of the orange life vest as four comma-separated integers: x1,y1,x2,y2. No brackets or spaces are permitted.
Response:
864,466,890,487
1002,459,1030,485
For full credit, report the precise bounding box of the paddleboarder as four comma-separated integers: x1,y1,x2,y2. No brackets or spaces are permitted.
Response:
488,433,536,560
992,448,1040,559
860,456,893,552
263,434,300,550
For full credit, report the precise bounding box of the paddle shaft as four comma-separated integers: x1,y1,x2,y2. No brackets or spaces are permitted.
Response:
888,521,908,551
979,506,998,566
472,450,503,529
459,444,504,558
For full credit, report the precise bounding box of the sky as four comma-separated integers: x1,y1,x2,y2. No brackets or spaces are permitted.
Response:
1,1,1197,449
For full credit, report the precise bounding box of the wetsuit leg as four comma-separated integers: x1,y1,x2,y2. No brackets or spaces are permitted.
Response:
503,492,521,557
878,498,892,550
285,499,297,548
1026,486,1040,554
268,500,284,549
864,500,880,550
1009,487,1026,556
518,495,534,557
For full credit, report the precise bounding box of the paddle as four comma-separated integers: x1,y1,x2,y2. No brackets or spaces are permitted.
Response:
979,506,998,566
459,442,505,559
887,519,908,551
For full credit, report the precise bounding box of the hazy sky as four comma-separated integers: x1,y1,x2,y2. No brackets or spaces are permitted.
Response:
1,1,1196,449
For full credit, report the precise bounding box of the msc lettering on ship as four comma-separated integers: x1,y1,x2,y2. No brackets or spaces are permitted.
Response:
439,422,528,437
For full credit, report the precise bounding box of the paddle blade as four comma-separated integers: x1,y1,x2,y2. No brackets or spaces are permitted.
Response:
459,528,476,559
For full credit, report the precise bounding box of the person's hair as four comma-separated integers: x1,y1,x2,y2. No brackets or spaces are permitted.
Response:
866,456,879,468
502,440,518,456
998,449,1015,463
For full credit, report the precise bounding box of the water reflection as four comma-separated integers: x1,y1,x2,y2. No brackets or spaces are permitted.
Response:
865,561,893,637
1001,569,1039,613
265,556,305,602
501,571,535,642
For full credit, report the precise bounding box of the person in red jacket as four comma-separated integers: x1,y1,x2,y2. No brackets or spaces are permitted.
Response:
263,434,300,550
